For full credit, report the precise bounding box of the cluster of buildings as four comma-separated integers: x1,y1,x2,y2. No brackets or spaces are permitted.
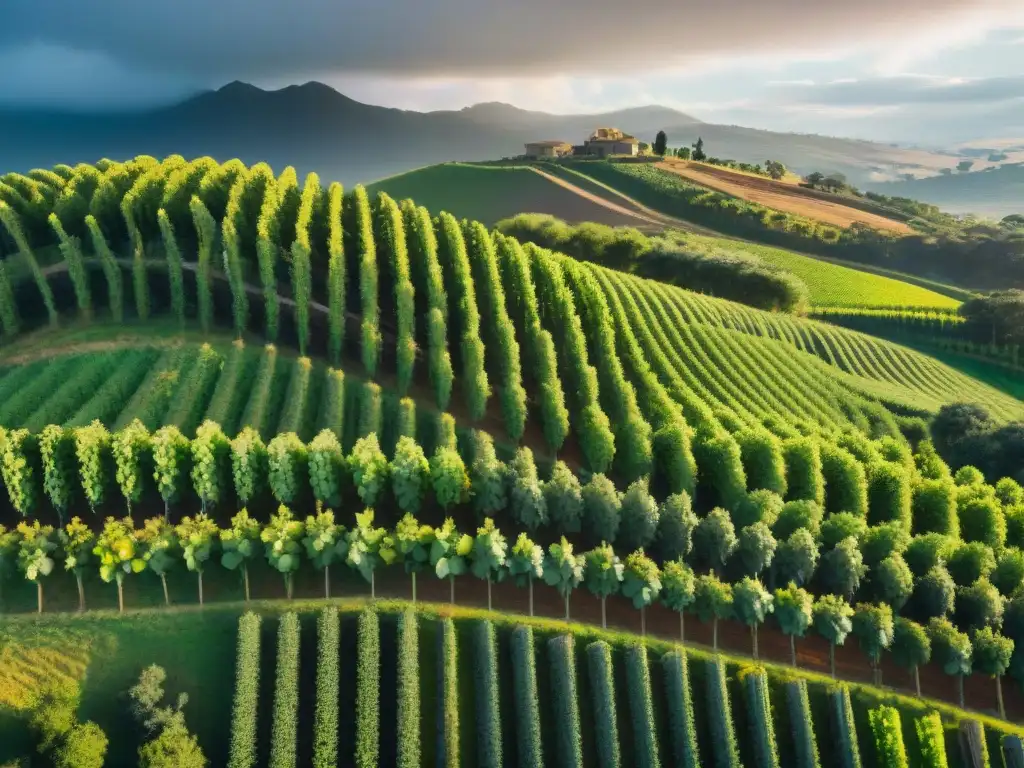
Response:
524,127,640,160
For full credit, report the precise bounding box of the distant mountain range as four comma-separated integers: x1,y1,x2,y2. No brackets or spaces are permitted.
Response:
869,164,1024,218
0,80,979,188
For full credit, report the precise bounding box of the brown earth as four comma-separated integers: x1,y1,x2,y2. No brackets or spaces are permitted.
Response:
658,160,916,233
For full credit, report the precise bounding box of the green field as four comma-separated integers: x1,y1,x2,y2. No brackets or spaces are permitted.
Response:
1,156,1024,764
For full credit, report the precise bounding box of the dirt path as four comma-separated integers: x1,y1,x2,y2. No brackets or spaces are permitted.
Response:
656,161,914,233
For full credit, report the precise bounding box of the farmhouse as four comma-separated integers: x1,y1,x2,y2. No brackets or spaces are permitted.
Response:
580,127,639,157
524,140,573,159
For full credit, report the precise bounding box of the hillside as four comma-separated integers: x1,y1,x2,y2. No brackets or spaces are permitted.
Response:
870,164,1024,218
2,156,1024,764
0,80,979,188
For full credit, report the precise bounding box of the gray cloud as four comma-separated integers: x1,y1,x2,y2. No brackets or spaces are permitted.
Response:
782,75,1024,107
0,0,1018,85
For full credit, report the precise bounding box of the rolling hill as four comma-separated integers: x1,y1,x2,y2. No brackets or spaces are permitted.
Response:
0,80,980,189
870,164,1024,218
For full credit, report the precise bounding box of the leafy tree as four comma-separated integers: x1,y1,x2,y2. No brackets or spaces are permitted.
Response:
947,541,996,586
913,565,956,621
657,491,697,561
30,687,77,754
543,537,585,620
17,521,57,614
112,419,150,517
139,517,177,607
773,583,813,666
59,517,94,611
955,579,1004,632
303,507,348,599
852,602,894,684
693,572,732,651
820,512,867,550
544,460,583,534
820,536,866,599
175,514,218,605
391,437,430,514
468,431,506,520
972,626,1014,719
54,721,108,768
775,529,819,587
875,553,914,611
93,516,145,612
622,550,661,636
151,426,190,519
584,541,623,629
617,477,659,552
813,594,853,678
394,513,432,601
266,432,307,507
737,522,776,577
773,499,823,540
928,617,972,707
691,137,706,162
230,427,268,509
0,428,39,518
219,508,262,601
732,577,773,658
350,434,389,506
429,518,472,604
39,425,76,524
471,518,507,611
891,617,931,697
653,131,668,156
190,421,229,512
75,422,112,514
261,505,305,599
993,547,1024,597
507,446,547,531
582,473,621,546
507,532,545,616
904,533,954,577
346,509,395,599
430,446,470,509
661,559,696,641
859,522,910,569
733,489,783,529
765,160,787,180
693,508,738,575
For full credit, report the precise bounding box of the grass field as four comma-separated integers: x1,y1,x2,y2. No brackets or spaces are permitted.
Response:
678,233,963,309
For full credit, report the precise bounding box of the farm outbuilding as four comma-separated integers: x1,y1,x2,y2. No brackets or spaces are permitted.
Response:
583,128,639,157
524,140,573,159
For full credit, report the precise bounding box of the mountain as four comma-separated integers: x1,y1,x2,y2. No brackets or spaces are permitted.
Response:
869,164,1024,218
0,80,972,187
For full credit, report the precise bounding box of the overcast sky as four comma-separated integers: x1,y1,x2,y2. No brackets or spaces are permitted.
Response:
2,0,1024,145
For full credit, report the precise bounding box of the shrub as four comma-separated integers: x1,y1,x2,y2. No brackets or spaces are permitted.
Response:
269,613,300,768
734,489,785,529
586,641,621,768
773,499,823,540
662,651,700,768
786,679,820,768
993,548,1024,597
736,428,787,496
653,420,697,497
227,612,261,768
912,479,958,537
859,522,910,568
474,620,502,768
705,658,742,768
583,473,622,546
658,491,698,561
868,706,908,768
355,609,380,768
829,686,861,768
396,610,420,768
508,446,547,531
511,627,543,767
326,183,346,364
549,634,583,768
625,644,660,768
693,430,747,510
867,462,912,529
820,444,867,516
959,495,1007,549
783,437,824,504
947,542,996,587
742,668,780,768
915,712,949,768
618,478,659,552
312,608,339,768
545,460,583,534
821,513,868,550
437,618,459,768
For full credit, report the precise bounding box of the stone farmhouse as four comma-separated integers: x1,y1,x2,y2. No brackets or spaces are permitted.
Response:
524,127,640,159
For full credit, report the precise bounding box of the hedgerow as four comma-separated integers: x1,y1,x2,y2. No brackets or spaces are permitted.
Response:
742,667,780,768
276,357,312,437
511,626,544,767
821,444,868,516
662,650,700,768
548,634,583,768
829,687,861,768
48,213,91,318
437,618,460,768
240,345,279,437
396,609,420,768
378,193,417,394
474,620,503,768
914,712,948,768
348,186,380,375
228,612,262,768
291,173,320,354
868,706,908,768
625,643,660,768
586,641,621,768
85,214,124,323
269,612,300,768
157,208,186,326
326,182,346,364
786,679,821,768
355,608,380,768
705,658,741,768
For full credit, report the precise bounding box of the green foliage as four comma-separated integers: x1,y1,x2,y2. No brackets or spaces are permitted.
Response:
820,536,867,599
396,610,420,768
508,446,547,531
783,436,825,504
737,427,787,496
915,712,949,768
548,634,583,768
48,213,91,318
151,426,190,511
312,608,339,768
956,579,1004,631
830,687,862,768
39,425,76,520
54,722,108,768
775,528,819,587
821,444,868,516
543,537,586,607
350,434,389,506
0,428,38,517
693,430,747,510
437,617,460,768
785,679,821,768
291,173,320,354
430,518,472,581
851,602,894,668
960,495,1007,550
230,427,267,508
74,422,111,513
156,209,185,325
693,508,738,573
738,522,777,576
393,513,432,576
507,532,544,588
653,420,697,497
583,473,621,546
355,609,380,768
174,514,217,578
867,461,912,529
227,612,261,768
377,193,417,392
302,508,348,576
618,478,659,552
694,572,733,627
187,198,215,332
511,626,544,767
473,620,503,768
431,446,470,509
947,542,996,587
993,547,1024,597
260,505,305,595
468,430,506,519
813,594,854,649
928,617,973,679
325,183,346,363
306,429,343,508
913,479,959,537
390,436,429,513
191,420,229,508
625,644,660,768
774,499,824,540
821,512,867,550
860,521,910,568
621,549,661,610
470,517,507,585
656,491,697,561
266,432,307,506
705,659,742,768
742,668,780,768
868,706,908,768
662,650,700,768
346,509,396,586
544,460,583,534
